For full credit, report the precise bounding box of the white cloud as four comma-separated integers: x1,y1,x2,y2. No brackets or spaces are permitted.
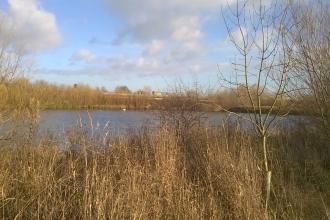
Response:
106,0,232,43
144,40,164,56
0,0,61,53
103,0,231,78
171,16,202,42
71,49,97,63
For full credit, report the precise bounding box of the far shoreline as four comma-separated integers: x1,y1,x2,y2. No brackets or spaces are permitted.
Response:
39,106,306,116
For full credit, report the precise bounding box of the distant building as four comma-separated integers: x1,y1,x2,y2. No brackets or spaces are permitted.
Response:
152,91,161,97
152,91,169,97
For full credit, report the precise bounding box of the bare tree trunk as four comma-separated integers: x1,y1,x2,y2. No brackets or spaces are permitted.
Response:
262,134,271,213
262,135,268,172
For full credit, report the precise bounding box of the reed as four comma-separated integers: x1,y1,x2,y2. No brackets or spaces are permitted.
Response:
0,120,328,219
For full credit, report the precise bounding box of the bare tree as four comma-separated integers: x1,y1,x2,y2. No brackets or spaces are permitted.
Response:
158,80,206,139
287,0,330,137
220,0,293,213
0,19,24,140
0,15,22,84
114,85,131,94
142,85,152,95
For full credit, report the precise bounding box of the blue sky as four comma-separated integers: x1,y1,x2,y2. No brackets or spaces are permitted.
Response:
0,0,239,91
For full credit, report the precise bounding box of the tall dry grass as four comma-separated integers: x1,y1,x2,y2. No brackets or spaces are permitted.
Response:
0,120,329,219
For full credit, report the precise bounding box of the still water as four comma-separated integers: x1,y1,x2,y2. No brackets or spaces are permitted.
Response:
38,110,227,137
37,110,305,137
0,110,309,146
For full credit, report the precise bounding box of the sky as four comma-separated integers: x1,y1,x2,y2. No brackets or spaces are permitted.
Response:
0,0,243,91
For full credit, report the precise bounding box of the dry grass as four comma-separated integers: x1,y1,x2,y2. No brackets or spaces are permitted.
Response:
0,120,329,220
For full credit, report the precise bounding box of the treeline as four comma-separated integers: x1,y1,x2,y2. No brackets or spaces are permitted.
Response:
1,78,153,110
1,77,298,112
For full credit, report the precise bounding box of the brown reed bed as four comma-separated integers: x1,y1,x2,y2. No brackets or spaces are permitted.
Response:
0,121,329,219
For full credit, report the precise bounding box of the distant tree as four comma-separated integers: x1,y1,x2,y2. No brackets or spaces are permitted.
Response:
0,20,25,140
101,86,108,93
114,85,131,94
142,86,152,95
0,30,22,84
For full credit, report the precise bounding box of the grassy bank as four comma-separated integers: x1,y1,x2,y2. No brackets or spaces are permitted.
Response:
40,104,304,115
0,121,329,219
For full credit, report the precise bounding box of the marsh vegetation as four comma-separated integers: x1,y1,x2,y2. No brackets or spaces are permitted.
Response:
0,0,329,219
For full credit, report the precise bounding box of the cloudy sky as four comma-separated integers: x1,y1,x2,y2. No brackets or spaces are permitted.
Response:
0,0,240,90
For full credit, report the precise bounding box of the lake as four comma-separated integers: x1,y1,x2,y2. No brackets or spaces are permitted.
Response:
37,110,306,136
0,110,308,143
37,110,229,137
